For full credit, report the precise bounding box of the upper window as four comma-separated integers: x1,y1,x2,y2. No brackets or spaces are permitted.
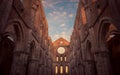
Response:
64,57,67,61
56,57,59,61
60,57,63,61
57,47,65,54
81,7,87,25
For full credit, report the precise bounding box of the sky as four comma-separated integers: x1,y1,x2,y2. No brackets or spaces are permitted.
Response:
42,0,79,42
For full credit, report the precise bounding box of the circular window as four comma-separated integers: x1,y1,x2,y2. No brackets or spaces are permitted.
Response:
57,47,65,54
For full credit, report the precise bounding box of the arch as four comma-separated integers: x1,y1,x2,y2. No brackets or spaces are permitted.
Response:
0,19,25,75
97,17,119,44
4,19,25,42
0,35,15,75
97,17,120,75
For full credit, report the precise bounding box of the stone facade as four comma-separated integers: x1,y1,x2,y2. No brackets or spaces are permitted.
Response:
0,0,53,75
69,0,120,75
52,38,70,75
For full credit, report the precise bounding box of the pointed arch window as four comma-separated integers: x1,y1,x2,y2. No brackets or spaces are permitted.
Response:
60,66,63,74
65,57,67,61
60,57,63,61
65,66,69,73
56,57,59,61
55,66,58,74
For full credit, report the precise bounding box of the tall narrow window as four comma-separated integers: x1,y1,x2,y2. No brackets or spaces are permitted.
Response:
55,66,58,74
56,57,59,61
60,66,63,74
81,7,87,25
60,57,63,61
65,66,69,73
65,57,67,61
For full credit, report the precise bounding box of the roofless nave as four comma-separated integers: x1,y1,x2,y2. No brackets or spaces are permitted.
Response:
0,0,120,75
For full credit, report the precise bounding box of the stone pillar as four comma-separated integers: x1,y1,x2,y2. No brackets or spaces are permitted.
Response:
94,51,112,75
84,60,96,75
28,60,39,75
10,43,29,75
76,64,85,75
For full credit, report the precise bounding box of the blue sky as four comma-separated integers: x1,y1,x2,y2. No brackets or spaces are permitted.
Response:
42,0,79,41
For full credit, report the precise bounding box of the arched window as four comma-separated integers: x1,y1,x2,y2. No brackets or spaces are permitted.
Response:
56,57,59,61
55,66,58,74
60,66,63,74
65,66,69,73
60,57,63,61
64,57,67,61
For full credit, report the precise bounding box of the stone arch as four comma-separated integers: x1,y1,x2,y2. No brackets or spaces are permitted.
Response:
0,35,15,75
0,19,25,75
4,19,24,42
97,17,120,75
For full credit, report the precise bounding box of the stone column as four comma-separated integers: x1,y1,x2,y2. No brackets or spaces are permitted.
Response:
10,42,29,75
84,60,96,75
94,51,112,75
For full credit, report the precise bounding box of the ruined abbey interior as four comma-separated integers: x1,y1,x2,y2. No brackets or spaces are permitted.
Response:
0,0,120,75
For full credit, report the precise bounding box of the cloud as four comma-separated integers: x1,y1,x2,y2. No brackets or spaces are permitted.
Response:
52,32,70,41
47,10,67,22
60,23,66,27
68,14,74,18
70,0,79,2
42,0,78,42
42,0,62,9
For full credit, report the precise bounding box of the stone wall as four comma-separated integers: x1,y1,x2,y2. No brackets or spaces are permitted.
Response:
0,0,53,75
69,0,120,75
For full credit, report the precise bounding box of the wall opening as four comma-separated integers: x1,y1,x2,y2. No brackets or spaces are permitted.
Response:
102,23,120,75
60,66,63,74
0,36,15,75
65,66,69,74
107,34,120,75
55,66,58,74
